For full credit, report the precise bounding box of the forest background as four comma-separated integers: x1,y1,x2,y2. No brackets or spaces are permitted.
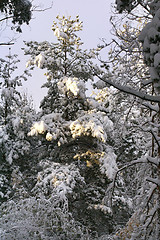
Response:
0,0,160,240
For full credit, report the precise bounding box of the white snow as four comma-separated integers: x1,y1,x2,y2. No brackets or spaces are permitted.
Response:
58,77,86,98
54,28,68,40
46,132,53,141
34,54,45,68
69,111,110,143
99,149,117,180
28,121,48,136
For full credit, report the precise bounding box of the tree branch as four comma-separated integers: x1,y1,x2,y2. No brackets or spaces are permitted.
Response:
146,177,160,186
145,184,157,207
150,129,160,148
0,42,14,46
147,156,160,166
145,205,158,231
107,158,148,207
31,2,53,12
0,16,13,22
141,102,159,112
106,155,160,208
97,74,160,103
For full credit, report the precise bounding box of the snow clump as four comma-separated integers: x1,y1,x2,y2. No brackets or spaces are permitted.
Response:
70,110,113,142
58,77,86,98
28,121,48,136
99,149,117,180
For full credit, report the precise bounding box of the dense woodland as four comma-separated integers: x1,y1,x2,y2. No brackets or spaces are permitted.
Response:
0,0,160,239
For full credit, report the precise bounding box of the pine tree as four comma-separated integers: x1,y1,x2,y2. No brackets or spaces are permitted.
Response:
22,15,119,237
0,53,36,202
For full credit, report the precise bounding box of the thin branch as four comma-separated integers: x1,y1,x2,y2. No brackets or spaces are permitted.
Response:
150,129,160,148
108,158,148,207
125,99,136,121
0,42,14,46
141,102,159,112
145,184,157,207
31,2,53,12
0,16,13,22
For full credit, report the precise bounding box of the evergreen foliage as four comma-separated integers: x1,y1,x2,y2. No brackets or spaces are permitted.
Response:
0,54,36,202
0,0,32,32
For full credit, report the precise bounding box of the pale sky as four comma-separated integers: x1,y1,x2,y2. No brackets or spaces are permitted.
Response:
1,0,114,109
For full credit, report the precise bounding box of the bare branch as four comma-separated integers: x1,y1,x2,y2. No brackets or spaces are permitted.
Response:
0,16,13,22
31,1,53,12
0,42,14,46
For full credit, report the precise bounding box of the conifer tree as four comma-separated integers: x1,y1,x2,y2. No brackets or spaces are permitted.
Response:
0,53,35,202
22,15,120,237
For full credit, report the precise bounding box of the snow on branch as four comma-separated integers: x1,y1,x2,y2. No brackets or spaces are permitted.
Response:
144,184,157,208
97,75,160,103
141,102,159,112
144,204,158,230
0,42,14,46
146,177,160,186
141,79,153,87
147,156,160,166
150,129,160,147
105,155,160,208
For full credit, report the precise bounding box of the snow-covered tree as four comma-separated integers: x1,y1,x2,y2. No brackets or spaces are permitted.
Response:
18,15,122,237
24,15,98,115
0,53,36,202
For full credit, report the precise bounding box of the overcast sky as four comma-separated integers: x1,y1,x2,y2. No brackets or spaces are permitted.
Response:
1,0,114,109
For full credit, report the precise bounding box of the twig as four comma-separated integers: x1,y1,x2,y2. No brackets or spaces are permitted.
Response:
0,42,14,46
31,2,53,12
